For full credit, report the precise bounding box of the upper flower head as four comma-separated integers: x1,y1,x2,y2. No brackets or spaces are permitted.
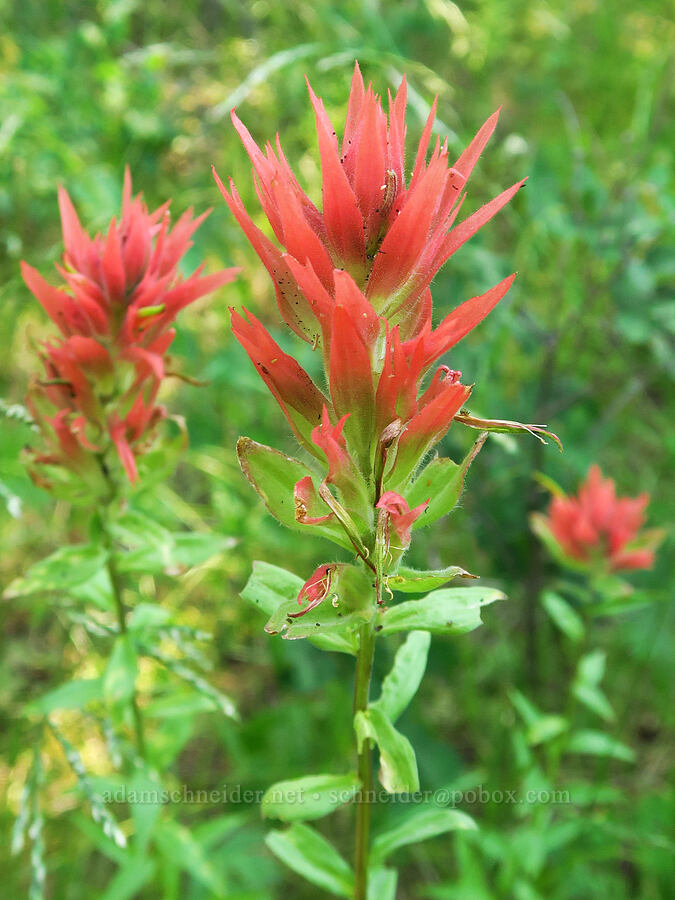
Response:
214,61,523,344
539,465,661,572
22,170,238,490
22,168,237,349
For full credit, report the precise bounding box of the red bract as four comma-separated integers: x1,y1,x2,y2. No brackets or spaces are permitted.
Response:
22,170,238,489
290,563,338,617
376,492,429,549
214,61,523,344
543,466,659,571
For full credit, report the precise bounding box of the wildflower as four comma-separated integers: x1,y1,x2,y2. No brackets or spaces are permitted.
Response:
537,466,661,571
22,170,238,488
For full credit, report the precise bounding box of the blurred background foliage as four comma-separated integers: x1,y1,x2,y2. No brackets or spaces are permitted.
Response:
1,0,673,897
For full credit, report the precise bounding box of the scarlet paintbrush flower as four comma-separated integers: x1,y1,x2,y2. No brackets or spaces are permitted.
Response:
536,466,662,572
223,65,553,570
22,170,238,489
214,61,523,345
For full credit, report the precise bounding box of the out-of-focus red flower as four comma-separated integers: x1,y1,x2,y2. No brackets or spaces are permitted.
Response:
22,170,238,489
215,62,523,345
541,466,661,571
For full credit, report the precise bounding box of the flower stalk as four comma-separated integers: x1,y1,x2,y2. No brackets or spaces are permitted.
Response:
353,619,376,900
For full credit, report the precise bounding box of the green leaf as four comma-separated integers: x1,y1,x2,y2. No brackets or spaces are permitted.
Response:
68,568,114,610
526,715,569,746
541,591,585,643
576,649,606,686
262,773,360,822
386,565,477,593
264,564,372,646
104,635,138,705
368,867,398,900
242,561,359,654
571,684,615,722
371,808,477,864
113,509,234,574
571,651,615,720
572,650,616,722
406,433,488,528
241,561,304,617
99,856,155,900
154,821,227,897
128,604,171,632
509,689,542,728
372,631,431,723
566,730,635,762
354,707,419,794
237,437,351,548
28,678,104,715
145,692,221,719
510,690,569,745
128,768,163,852
265,823,354,897
171,533,235,568
378,586,505,635
4,544,108,599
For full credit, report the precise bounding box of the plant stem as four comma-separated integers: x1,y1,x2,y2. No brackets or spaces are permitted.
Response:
106,545,147,760
98,461,146,761
353,619,375,900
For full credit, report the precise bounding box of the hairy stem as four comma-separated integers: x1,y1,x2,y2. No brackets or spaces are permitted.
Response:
353,619,375,900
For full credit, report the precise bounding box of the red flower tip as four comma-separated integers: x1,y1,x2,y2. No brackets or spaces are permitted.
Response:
223,73,523,326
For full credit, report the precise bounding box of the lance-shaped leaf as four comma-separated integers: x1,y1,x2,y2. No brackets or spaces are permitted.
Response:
237,437,351,549
262,773,361,822
367,867,398,900
27,678,104,715
454,412,563,451
266,823,354,898
264,563,373,644
566,730,635,762
405,432,488,529
378,586,505,635
371,631,431,723
386,565,477,593
241,561,358,654
572,650,615,722
354,707,419,794
541,591,585,643
4,544,109,599
370,807,477,865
